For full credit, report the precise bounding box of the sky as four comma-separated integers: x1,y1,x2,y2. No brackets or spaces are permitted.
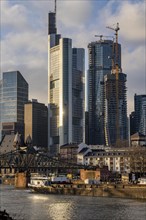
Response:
0,0,146,115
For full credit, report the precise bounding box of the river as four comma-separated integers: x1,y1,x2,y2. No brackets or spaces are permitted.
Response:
0,185,146,220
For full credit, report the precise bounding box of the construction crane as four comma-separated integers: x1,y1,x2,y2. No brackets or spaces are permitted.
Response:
106,23,120,144
94,35,113,41
106,23,120,69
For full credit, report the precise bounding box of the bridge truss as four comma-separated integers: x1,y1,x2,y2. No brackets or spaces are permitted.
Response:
0,149,95,174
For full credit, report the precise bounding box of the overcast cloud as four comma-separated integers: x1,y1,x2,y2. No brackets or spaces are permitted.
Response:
0,0,145,115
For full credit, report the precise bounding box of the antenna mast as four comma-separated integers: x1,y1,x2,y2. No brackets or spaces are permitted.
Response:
55,0,57,13
54,0,57,32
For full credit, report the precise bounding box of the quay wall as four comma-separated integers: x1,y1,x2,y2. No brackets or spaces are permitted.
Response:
15,172,27,188
32,184,146,200
1,175,15,185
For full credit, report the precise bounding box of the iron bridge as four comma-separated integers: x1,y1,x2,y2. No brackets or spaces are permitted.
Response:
0,149,96,173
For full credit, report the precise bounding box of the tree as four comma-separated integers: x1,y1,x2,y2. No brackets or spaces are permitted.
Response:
129,146,146,174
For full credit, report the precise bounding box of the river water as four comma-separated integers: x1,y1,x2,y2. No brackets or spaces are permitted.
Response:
0,185,146,220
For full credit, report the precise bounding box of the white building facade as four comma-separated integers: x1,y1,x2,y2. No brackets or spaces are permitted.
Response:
77,146,131,174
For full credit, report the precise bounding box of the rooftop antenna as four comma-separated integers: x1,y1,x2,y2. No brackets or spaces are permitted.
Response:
55,0,57,32
55,0,57,13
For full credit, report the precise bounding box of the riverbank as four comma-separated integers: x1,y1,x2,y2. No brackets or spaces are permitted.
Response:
1,185,146,220
30,183,146,200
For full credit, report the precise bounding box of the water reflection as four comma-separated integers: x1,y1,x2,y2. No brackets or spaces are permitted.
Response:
0,186,146,220
48,202,74,220
29,195,49,202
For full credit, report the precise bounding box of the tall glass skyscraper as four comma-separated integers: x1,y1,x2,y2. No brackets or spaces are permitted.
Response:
48,10,85,155
134,94,146,136
0,79,2,142
0,71,28,140
87,40,121,145
72,48,85,144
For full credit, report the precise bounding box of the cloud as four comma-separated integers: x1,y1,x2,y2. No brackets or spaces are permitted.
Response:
1,1,29,30
1,29,48,103
0,1,48,104
0,0,145,115
104,0,145,45
123,45,145,113
57,1,92,28
91,0,146,113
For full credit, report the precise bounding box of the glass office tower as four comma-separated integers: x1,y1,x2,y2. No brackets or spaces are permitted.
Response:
88,40,121,145
134,94,146,135
0,71,28,139
0,80,2,142
72,48,85,144
48,11,85,155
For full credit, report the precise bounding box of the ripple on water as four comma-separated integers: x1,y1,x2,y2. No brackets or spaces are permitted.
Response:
0,185,146,220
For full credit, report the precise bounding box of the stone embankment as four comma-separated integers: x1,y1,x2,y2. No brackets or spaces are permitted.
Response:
30,183,146,200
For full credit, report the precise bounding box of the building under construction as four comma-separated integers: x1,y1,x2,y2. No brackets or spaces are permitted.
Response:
87,39,121,145
104,23,128,146
87,23,128,146
104,72,128,146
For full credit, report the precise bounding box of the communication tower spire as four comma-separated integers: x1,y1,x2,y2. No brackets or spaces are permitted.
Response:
54,0,57,33
48,0,57,35
55,0,57,13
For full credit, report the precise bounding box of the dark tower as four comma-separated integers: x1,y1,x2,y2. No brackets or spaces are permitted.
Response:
48,0,57,34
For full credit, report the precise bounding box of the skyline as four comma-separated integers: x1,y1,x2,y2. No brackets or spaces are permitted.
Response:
0,0,145,114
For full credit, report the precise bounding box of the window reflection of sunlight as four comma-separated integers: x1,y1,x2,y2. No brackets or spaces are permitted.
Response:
48,202,74,220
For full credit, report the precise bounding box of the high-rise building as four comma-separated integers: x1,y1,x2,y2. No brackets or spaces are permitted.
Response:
129,111,136,136
0,71,28,140
87,39,121,145
24,99,48,149
134,94,146,136
104,72,128,146
72,48,85,144
85,111,89,145
48,7,85,155
0,79,2,142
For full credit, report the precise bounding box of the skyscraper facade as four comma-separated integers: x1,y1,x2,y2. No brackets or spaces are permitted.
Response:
134,94,146,135
87,39,121,145
72,48,85,144
48,10,85,155
0,71,28,139
24,100,48,148
129,111,136,136
0,80,2,142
